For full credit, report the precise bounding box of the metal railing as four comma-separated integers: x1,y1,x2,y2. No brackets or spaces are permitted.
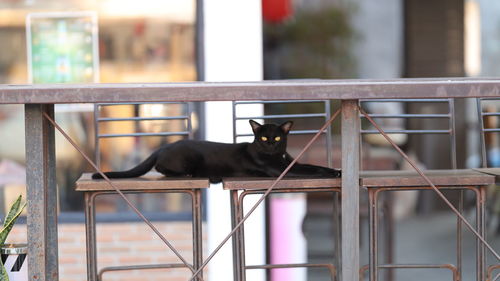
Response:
2,78,500,281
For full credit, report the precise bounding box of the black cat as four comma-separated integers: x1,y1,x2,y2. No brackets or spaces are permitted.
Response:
92,120,341,183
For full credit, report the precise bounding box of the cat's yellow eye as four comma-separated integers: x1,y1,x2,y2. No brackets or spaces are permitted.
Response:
274,136,281,141
261,136,268,141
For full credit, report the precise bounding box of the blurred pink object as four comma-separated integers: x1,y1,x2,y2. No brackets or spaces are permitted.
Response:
0,160,26,186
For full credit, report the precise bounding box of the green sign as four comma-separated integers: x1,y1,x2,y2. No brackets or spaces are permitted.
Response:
27,12,99,83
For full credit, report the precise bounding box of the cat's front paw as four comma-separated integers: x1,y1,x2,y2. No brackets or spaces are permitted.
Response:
333,169,341,178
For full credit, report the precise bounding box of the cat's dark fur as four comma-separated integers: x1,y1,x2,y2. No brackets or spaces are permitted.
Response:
92,120,341,183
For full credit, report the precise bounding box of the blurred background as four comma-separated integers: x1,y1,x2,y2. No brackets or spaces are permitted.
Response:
0,0,499,280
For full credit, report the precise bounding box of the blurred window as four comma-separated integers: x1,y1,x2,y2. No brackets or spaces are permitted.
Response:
0,0,198,221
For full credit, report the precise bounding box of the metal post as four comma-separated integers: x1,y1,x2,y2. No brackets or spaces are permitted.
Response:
230,190,243,281
478,187,486,281
85,193,98,281
24,104,59,281
368,189,379,281
341,100,360,281
192,190,203,281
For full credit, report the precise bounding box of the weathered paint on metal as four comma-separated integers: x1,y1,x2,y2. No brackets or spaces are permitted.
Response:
24,104,59,281
2,78,500,104
341,100,361,281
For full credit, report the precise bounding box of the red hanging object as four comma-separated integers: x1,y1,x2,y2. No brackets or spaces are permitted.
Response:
262,0,293,23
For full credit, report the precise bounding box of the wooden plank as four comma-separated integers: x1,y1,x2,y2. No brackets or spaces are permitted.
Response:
361,169,495,187
341,100,360,281
75,173,209,191
222,177,341,190
2,78,500,104
25,104,58,281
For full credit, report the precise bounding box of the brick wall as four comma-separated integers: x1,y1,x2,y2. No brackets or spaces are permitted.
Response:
10,222,207,281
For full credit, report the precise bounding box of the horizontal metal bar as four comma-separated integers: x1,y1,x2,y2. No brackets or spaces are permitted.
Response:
4,78,500,104
478,98,500,101
236,129,327,138
246,263,336,281
482,112,500,116
52,211,198,223
361,129,451,134
360,99,451,103
235,100,326,104
246,263,335,270
236,113,327,120
484,128,500,132
360,113,450,119
98,102,189,106
97,116,189,122
378,264,456,269
99,263,189,279
98,132,189,138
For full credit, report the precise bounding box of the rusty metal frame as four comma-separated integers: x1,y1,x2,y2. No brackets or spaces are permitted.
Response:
5,78,500,104
360,263,459,281
246,263,337,281
40,112,201,279
366,185,485,281
229,99,338,281
231,187,341,281
4,79,500,281
487,264,500,281
85,189,203,281
476,97,500,281
359,106,500,281
359,99,465,281
98,263,189,280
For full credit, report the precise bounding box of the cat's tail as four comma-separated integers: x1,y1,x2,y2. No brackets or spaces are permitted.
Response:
91,150,160,179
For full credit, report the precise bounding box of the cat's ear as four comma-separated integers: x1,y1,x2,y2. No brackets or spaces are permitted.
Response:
249,120,262,133
280,121,293,134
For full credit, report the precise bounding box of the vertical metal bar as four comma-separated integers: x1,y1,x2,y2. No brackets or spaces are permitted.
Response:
238,194,247,281
457,189,463,281
478,187,486,281
25,104,59,281
230,190,243,281
368,189,379,281
341,100,360,281
476,187,482,281
94,104,101,167
192,190,203,281
85,193,98,281
332,191,341,278
476,98,488,168
384,192,395,281
449,98,463,281
325,100,333,168
232,102,237,143
195,0,205,82
449,98,457,170
325,100,340,275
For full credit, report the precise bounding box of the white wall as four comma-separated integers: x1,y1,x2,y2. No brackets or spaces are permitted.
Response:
203,1,265,280
350,0,403,79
